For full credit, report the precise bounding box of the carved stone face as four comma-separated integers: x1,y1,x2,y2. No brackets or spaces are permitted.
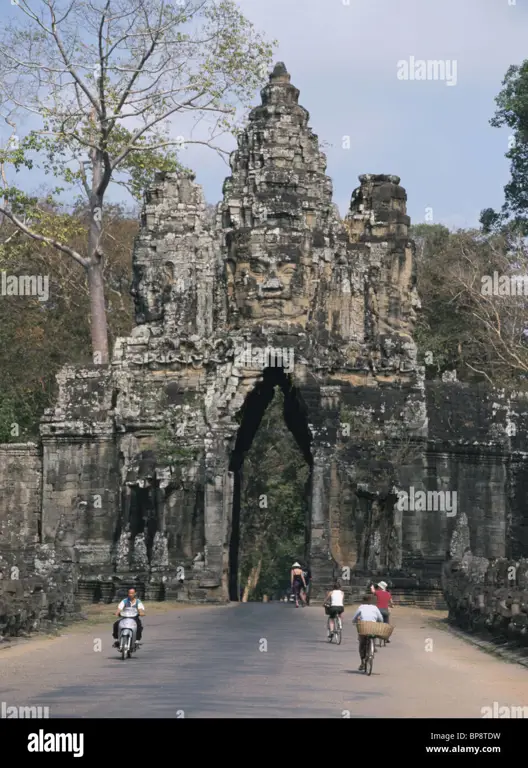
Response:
130,263,165,324
227,250,314,323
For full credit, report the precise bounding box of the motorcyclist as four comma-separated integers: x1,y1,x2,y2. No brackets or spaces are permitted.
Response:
112,588,145,647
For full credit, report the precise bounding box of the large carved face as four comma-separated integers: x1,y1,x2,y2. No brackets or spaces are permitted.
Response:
130,263,165,323
227,250,314,323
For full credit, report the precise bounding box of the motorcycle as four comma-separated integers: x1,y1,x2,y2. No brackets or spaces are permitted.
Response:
117,606,139,660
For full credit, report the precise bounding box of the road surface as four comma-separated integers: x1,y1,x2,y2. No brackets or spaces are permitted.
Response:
1,603,527,717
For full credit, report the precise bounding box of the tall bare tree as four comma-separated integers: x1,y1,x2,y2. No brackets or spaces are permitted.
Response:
413,224,528,388
0,0,274,362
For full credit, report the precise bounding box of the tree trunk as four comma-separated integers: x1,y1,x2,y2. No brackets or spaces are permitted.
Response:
241,557,262,602
87,149,109,364
87,260,109,363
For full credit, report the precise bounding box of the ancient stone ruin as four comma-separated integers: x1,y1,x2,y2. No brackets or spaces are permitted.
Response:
2,63,528,644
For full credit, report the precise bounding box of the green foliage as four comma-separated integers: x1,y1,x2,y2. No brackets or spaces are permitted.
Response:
482,60,528,235
0,205,136,441
238,388,309,600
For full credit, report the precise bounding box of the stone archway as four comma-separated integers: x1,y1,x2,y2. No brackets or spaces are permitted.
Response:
226,366,314,600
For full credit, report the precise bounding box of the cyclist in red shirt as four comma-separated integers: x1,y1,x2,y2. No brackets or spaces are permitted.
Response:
371,581,393,641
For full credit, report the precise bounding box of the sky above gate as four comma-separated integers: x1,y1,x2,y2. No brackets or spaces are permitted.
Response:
2,0,527,229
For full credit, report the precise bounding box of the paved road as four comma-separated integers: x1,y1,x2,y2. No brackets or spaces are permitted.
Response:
1,603,528,718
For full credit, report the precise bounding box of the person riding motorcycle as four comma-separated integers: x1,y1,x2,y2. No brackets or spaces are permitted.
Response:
113,588,145,647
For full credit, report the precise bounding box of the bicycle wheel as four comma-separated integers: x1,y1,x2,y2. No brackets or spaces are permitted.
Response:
366,638,374,675
335,618,342,645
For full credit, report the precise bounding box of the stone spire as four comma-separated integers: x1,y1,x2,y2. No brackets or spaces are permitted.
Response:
346,174,410,241
260,61,300,106
221,62,337,330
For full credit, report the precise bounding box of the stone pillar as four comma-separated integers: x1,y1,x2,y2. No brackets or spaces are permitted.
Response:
202,460,232,599
309,451,336,598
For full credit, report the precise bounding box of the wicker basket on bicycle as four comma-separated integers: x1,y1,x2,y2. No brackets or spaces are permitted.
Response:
356,620,393,640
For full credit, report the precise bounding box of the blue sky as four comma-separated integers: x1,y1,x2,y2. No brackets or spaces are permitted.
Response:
3,0,528,229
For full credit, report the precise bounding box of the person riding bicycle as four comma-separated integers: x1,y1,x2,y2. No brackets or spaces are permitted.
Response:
290,562,306,607
324,580,344,637
371,581,393,641
351,594,383,671
113,588,145,647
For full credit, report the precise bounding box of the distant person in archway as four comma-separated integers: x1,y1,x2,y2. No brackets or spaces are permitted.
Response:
291,562,306,607
371,581,393,640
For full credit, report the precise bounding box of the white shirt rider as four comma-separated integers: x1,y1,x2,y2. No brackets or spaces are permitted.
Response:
118,597,145,613
330,589,344,607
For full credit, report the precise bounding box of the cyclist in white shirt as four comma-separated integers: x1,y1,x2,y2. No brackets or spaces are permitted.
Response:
351,594,383,671
324,580,345,637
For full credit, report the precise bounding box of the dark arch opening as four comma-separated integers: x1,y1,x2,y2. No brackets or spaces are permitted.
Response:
228,366,313,601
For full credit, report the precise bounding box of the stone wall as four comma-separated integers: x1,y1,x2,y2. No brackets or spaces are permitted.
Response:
0,443,79,638
442,552,528,646
0,443,41,547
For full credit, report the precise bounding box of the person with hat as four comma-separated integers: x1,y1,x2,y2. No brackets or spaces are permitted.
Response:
371,581,393,639
291,562,307,607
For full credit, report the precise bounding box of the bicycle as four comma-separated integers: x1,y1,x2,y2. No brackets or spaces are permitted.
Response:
363,635,375,675
293,585,307,608
376,611,391,646
327,613,342,644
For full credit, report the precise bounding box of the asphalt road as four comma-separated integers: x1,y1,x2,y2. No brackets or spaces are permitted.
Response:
1,603,528,718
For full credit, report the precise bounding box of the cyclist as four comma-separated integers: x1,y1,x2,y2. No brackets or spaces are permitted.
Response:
351,594,383,671
324,580,344,637
371,580,393,640
291,562,307,607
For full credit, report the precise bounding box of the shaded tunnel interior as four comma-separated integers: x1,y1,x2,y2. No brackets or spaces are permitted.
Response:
228,367,314,600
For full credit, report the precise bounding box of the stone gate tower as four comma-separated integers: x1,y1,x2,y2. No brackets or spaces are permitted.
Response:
28,63,527,609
